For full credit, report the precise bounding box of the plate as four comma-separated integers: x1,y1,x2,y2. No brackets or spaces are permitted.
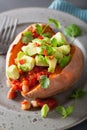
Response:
0,8,87,130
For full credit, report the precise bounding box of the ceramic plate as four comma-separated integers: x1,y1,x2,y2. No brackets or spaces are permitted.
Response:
0,8,87,130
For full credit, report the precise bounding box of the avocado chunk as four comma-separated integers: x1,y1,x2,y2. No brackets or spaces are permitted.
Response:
6,65,20,80
46,57,57,73
58,45,71,55
51,32,67,46
32,37,51,45
17,55,35,71
35,55,48,66
22,43,38,56
53,47,63,61
17,51,25,60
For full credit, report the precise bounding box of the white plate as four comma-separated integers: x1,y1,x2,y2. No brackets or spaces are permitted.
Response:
0,8,87,130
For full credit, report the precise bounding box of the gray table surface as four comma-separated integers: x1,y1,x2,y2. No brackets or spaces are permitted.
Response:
0,0,87,130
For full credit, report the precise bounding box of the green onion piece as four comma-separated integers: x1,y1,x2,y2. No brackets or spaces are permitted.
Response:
41,104,50,118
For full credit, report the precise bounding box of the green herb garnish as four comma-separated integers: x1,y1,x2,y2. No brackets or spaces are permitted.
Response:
51,38,58,47
22,31,33,44
48,18,61,29
35,24,43,35
55,88,86,118
42,18,61,34
59,55,71,68
42,32,51,38
56,105,74,118
35,18,61,36
39,75,50,89
70,88,86,99
64,24,82,37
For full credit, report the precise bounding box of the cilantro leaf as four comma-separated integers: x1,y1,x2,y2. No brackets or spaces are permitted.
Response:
66,106,74,116
59,55,71,68
46,46,54,55
22,31,33,44
64,24,82,37
70,88,86,99
35,24,43,35
51,38,58,47
48,18,61,29
56,105,74,118
42,32,51,38
39,75,50,89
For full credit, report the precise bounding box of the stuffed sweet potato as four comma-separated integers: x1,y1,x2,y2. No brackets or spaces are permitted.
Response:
6,23,84,100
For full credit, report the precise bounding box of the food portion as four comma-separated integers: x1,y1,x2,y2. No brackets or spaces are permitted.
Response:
6,19,84,109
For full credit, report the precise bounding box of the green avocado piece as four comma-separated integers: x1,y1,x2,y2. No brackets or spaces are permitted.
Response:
6,65,20,80
35,55,48,67
53,47,63,61
32,37,51,45
22,43,38,56
58,45,71,55
17,55,35,71
51,32,67,46
46,57,57,73
17,51,25,60
32,38,42,44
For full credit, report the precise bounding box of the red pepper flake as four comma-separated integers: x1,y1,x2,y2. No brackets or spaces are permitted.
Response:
49,56,54,60
19,59,26,65
38,35,43,40
43,49,48,56
32,29,39,38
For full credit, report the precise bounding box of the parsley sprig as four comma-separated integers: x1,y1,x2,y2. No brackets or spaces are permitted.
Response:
56,88,86,118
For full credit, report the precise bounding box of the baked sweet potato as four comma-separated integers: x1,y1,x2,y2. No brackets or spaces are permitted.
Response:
6,23,84,100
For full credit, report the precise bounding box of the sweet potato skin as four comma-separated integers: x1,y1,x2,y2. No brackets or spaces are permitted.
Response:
25,45,84,99
6,24,84,100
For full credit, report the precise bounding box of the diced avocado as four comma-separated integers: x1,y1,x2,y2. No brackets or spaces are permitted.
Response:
32,37,51,45
38,45,54,56
58,45,71,55
32,38,42,44
17,51,25,60
51,32,67,46
46,57,57,73
35,55,48,67
17,55,35,71
22,43,39,56
42,37,51,44
53,47,63,61
6,65,20,80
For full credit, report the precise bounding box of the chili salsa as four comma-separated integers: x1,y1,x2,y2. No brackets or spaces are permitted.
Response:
6,22,73,99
